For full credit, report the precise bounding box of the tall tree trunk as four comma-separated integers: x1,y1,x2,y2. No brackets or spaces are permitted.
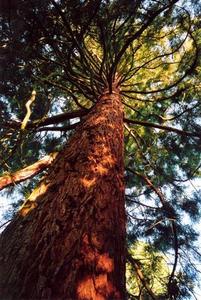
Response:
0,86,126,300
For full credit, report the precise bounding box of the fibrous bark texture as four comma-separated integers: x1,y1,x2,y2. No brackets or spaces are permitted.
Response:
0,87,126,299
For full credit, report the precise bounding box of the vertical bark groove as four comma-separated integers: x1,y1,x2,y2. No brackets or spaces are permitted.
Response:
0,86,126,300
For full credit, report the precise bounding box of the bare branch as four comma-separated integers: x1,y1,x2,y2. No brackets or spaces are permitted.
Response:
124,118,201,138
21,90,37,130
2,110,87,131
36,123,80,132
0,153,58,192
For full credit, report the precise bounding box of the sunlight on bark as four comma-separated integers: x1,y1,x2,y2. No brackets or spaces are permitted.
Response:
81,234,114,272
80,177,96,188
19,182,49,216
76,234,121,300
91,116,107,125
77,274,120,300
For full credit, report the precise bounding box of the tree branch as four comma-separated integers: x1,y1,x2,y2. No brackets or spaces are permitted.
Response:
109,0,179,88
124,118,201,138
127,252,158,300
33,111,86,127
0,153,58,191
127,167,179,294
2,109,87,131
36,123,79,132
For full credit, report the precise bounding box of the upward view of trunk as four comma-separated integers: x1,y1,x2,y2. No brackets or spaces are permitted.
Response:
0,85,126,299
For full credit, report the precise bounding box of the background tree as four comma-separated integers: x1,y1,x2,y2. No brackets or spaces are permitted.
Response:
0,0,201,299
127,242,170,299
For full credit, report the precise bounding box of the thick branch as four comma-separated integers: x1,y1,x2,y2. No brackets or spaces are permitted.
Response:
3,109,87,131
36,123,79,132
124,118,201,138
121,86,186,103
33,111,86,127
0,153,57,191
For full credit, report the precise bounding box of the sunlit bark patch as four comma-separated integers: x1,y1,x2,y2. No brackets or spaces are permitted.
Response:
77,234,118,299
88,145,116,176
81,234,114,272
91,116,107,125
80,177,96,188
19,182,49,216
91,164,108,175
97,253,114,272
20,202,38,217
77,274,120,300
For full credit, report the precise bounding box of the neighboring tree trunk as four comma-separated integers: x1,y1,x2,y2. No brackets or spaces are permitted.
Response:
0,86,126,299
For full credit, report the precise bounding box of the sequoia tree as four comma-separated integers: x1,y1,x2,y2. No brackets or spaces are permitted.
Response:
0,0,201,299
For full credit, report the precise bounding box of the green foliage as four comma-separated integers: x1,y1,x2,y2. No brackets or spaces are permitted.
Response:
127,242,169,298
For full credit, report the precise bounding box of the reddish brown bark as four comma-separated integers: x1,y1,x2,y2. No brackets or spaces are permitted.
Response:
0,87,126,299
